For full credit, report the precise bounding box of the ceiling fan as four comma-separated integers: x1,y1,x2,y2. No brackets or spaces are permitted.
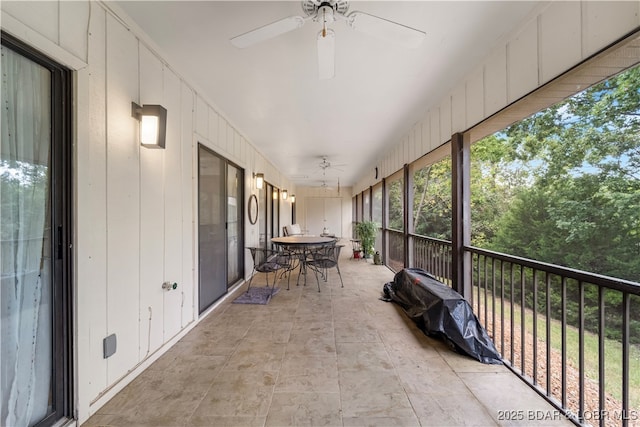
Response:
230,0,426,79
319,178,341,194
318,155,344,173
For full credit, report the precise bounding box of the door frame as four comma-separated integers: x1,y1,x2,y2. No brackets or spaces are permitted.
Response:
196,143,244,313
1,31,74,427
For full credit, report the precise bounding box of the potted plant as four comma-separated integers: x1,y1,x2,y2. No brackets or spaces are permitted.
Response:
355,220,378,258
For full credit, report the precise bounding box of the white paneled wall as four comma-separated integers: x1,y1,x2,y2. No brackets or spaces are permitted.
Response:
138,43,165,364
294,186,353,238
356,1,640,193
484,46,508,118
539,1,582,84
82,0,108,405
2,0,293,422
105,13,141,385
162,67,185,341
508,18,539,103
179,83,195,329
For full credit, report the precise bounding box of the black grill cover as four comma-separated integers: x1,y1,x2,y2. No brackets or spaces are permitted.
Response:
382,268,502,364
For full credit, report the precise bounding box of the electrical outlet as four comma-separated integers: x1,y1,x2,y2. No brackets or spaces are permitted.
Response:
103,334,117,359
162,281,178,291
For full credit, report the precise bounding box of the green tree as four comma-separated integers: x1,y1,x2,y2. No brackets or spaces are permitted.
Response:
412,159,451,239
477,65,640,283
387,177,404,231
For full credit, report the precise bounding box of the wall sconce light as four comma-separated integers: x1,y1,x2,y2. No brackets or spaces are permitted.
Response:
290,194,295,203
131,102,167,149
282,189,288,200
253,172,264,189
272,189,278,200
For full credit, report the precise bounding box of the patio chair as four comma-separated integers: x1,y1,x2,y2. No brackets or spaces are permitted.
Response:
283,224,304,236
247,247,292,295
306,243,344,291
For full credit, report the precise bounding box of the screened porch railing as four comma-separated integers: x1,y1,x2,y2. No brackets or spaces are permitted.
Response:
467,246,640,427
407,234,640,427
412,234,452,286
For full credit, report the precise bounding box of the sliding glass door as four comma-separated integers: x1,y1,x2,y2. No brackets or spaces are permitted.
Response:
197,145,243,313
1,33,72,427
227,164,242,285
261,183,281,249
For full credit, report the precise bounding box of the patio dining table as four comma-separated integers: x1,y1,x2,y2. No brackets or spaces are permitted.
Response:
271,235,337,291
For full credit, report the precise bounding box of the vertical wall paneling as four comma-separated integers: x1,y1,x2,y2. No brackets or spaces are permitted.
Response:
105,15,141,382
440,96,452,144
59,0,89,62
208,107,219,146
540,1,582,84
180,83,196,326
451,85,466,133
430,108,440,150
240,136,247,164
378,156,384,180
296,187,352,237
583,1,640,58
507,19,539,103
195,95,208,137
408,126,416,162
412,125,420,162
217,115,226,153
81,2,108,402
227,122,234,157
421,116,430,155
466,68,484,129
163,68,184,340
139,44,165,360
386,148,393,174
1,1,58,43
484,46,508,117
241,137,247,166
234,130,241,160
403,135,410,165
281,199,291,227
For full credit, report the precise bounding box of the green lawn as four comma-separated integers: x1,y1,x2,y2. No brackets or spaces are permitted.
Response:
475,290,640,411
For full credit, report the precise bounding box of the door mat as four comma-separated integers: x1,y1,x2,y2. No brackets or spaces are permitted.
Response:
232,287,280,305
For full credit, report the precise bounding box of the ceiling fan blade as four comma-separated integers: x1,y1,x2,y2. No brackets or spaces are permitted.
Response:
230,16,306,48
347,11,425,48
317,28,335,80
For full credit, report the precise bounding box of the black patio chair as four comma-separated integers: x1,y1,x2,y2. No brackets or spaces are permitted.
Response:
246,247,292,295
306,243,344,291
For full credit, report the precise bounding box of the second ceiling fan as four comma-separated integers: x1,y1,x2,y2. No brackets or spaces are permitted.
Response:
230,0,426,79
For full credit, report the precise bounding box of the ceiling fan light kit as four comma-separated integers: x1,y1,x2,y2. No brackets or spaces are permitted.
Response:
317,28,335,79
229,0,426,79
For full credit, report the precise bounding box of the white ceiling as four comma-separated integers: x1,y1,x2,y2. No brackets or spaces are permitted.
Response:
112,0,541,188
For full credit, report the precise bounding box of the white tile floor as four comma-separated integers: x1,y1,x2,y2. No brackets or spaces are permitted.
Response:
84,241,572,427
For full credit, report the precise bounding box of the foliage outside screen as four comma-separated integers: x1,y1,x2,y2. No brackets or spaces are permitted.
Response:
411,65,640,285
471,65,640,284
409,65,640,342
470,65,640,343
